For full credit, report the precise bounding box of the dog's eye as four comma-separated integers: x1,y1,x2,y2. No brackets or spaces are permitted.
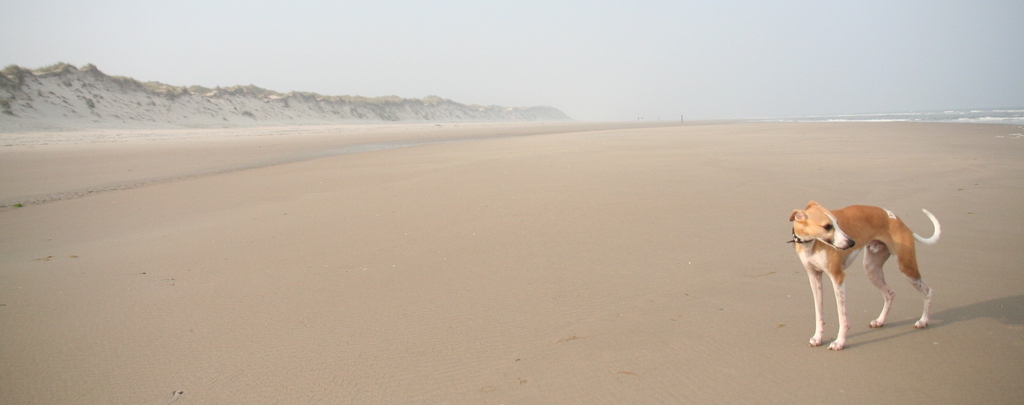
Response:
823,224,833,231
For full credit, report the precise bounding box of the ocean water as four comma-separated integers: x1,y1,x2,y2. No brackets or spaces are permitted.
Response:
762,108,1024,125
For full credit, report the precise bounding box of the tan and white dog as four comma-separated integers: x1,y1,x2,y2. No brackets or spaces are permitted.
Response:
788,201,940,350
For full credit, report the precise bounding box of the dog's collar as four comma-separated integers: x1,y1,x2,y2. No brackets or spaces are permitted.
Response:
788,232,814,245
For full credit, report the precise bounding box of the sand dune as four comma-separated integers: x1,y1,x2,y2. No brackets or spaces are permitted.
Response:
1,121,1022,404
0,63,571,132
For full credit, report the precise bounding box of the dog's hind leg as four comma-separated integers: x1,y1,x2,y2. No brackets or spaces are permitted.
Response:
907,277,932,328
863,241,896,328
895,248,933,328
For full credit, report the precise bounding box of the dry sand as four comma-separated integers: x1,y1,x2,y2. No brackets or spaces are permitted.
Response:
1,121,1022,404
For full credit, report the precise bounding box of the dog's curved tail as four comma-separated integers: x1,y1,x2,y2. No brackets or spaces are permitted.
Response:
914,209,941,245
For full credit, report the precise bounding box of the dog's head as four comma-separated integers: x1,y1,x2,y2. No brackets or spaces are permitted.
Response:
789,201,855,250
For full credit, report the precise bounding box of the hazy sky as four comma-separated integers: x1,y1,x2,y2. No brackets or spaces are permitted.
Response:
3,0,1022,121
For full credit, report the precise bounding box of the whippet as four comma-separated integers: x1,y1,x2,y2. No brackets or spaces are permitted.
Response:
788,201,940,350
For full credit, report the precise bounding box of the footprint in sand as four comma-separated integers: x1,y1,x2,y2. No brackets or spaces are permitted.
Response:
142,390,184,404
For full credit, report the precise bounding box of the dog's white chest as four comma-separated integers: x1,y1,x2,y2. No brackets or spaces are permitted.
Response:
796,244,828,271
796,243,860,272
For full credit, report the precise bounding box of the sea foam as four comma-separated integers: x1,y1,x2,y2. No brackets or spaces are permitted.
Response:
762,109,1024,125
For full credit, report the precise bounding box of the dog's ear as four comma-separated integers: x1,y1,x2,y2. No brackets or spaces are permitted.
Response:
806,200,820,209
790,209,807,222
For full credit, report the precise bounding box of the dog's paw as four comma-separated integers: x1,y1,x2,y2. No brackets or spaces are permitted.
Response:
827,340,845,350
914,320,928,328
869,320,884,328
809,336,823,347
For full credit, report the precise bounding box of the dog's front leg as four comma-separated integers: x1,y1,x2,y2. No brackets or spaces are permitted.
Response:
827,273,850,350
806,267,825,347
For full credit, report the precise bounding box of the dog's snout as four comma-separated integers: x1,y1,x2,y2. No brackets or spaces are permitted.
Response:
827,237,855,250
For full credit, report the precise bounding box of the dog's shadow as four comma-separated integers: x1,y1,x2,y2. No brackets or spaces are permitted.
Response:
845,294,1024,347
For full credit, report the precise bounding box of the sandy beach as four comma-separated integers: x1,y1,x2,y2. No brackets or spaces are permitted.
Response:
1,121,1022,404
